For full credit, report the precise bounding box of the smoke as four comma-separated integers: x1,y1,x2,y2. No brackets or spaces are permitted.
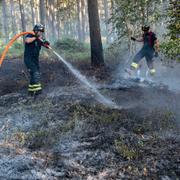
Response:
153,60,180,92
115,50,180,92
111,51,180,123
51,50,119,109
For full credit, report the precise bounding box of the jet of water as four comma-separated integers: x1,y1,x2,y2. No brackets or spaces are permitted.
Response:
51,50,119,109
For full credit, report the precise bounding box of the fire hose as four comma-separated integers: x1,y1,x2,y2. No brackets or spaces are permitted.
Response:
0,31,35,67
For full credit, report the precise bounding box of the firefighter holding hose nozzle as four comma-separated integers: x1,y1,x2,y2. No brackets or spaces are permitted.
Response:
24,24,50,95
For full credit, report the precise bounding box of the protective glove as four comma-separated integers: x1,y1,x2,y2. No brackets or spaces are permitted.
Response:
131,37,136,41
43,40,50,46
43,44,50,49
42,39,50,49
154,51,158,57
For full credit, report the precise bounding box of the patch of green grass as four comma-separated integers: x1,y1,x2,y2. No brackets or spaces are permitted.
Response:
115,138,140,160
70,104,127,124
54,38,87,52
25,129,54,149
142,110,176,132
160,38,180,61
61,119,75,133
52,38,90,62
0,41,24,59
53,49,90,62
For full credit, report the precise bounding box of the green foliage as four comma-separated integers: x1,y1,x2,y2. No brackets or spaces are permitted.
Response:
13,41,23,49
0,38,90,61
166,1,179,40
161,1,180,60
57,0,76,22
54,38,86,52
0,41,24,59
104,42,128,62
110,0,161,41
115,138,140,160
161,39,180,61
53,38,90,61
70,104,128,124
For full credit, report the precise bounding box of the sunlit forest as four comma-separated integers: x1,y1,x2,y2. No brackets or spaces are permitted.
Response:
0,0,179,179
0,0,179,60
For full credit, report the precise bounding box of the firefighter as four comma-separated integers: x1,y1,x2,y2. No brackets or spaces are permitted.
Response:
24,24,50,95
128,25,159,76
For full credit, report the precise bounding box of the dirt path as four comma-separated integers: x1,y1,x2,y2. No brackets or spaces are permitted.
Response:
0,59,179,179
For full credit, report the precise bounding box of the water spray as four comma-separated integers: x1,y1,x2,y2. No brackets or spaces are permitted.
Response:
50,48,119,109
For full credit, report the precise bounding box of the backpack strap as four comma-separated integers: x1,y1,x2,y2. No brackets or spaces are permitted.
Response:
148,32,153,47
143,32,156,47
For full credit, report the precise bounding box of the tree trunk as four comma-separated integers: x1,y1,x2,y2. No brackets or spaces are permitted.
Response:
57,16,61,39
77,0,82,41
18,0,26,42
81,0,86,42
2,0,9,43
10,0,16,35
55,0,61,39
87,0,104,67
110,0,114,13
35,0,40,24
48,0,56,42
39,0,46,26
69,20,73,38
46,0,50,39
30,0,35,26
140,3,146,25
19,0,26,32
103,0,110,43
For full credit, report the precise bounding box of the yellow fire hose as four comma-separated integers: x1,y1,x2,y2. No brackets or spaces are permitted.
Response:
0,31,35,67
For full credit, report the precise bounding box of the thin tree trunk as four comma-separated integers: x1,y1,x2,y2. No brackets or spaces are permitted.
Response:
81,0,86,42
10,0,16,35
57,16,61,39
77,0,82,41
110,0,114,13
55,0,61,39
54,0,58,40
35,0,40,24
146,1,149,23
49,0,56,42
46,0,50,39
2,0,9,43
87,0,104,66
103,0,110,43
19,0,26,32
30,0,35,26
140,3,146,25
69,20,73,37
64,23,68,37
19,0,26,42
39,0,46,26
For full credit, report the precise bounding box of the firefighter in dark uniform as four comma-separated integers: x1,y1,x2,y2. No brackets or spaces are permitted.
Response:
24,24,50,95
130,25,160,75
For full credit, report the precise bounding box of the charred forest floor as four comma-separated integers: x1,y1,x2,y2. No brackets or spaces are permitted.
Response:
0,58,179,179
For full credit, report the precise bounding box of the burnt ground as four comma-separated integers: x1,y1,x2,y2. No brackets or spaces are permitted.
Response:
0,58,179,179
